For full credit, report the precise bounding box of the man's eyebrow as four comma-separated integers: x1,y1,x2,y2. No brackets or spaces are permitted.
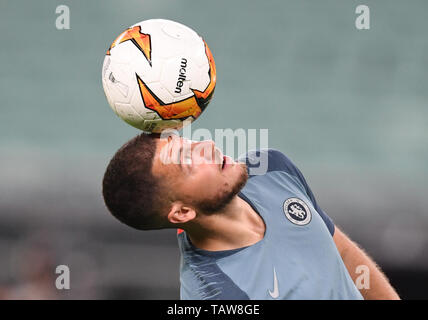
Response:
178,144,183,171
168,137,173,159
179,140,193,174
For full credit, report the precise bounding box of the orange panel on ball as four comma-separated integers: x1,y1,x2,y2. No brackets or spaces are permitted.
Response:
137,75,202,120
193,41,216,101
107,26,152,65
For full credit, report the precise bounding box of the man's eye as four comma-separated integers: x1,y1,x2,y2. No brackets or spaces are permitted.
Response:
184,152,192,164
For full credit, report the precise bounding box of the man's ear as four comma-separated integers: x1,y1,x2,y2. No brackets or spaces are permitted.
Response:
167,202,196,225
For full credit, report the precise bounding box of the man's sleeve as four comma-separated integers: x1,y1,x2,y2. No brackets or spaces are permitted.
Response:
242,148,335,236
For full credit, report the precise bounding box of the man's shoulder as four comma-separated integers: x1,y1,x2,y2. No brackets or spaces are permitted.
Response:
238,148,302,178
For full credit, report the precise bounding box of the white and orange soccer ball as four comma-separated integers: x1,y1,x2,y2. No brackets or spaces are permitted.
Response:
102,19,216,133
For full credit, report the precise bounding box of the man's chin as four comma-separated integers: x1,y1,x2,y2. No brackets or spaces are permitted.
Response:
196,164,249,215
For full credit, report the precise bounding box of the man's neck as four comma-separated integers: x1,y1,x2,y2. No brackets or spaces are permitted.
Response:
184,195,266,251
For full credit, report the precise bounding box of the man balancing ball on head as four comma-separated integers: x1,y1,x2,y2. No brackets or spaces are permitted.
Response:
102,132,400,300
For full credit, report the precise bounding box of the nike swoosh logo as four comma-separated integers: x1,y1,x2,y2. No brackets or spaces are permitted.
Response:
268,267,279,299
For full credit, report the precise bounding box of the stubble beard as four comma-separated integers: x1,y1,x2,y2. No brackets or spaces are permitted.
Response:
194,162,249,215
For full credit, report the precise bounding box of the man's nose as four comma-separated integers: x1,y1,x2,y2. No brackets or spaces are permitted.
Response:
191,140,216,160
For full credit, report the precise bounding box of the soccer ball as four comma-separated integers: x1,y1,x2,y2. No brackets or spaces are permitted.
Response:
101,19,216,133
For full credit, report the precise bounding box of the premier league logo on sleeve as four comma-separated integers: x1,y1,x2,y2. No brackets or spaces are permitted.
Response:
283,198,312,226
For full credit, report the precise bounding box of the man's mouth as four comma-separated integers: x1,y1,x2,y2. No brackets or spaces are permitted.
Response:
221,155,234,171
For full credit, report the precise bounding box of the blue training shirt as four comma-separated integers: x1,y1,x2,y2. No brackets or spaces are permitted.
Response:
177,148,363,300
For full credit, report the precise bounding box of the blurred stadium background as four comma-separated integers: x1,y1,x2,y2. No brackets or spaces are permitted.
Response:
0,0,427,299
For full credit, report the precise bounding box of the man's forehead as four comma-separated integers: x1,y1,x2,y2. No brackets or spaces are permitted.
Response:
152,135,187,174
152,142,174,177
162,134,196,144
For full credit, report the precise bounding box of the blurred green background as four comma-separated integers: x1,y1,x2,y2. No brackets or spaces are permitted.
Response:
0,0,427,299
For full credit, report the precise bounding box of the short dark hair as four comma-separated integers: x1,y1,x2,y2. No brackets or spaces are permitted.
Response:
102,133,169,230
